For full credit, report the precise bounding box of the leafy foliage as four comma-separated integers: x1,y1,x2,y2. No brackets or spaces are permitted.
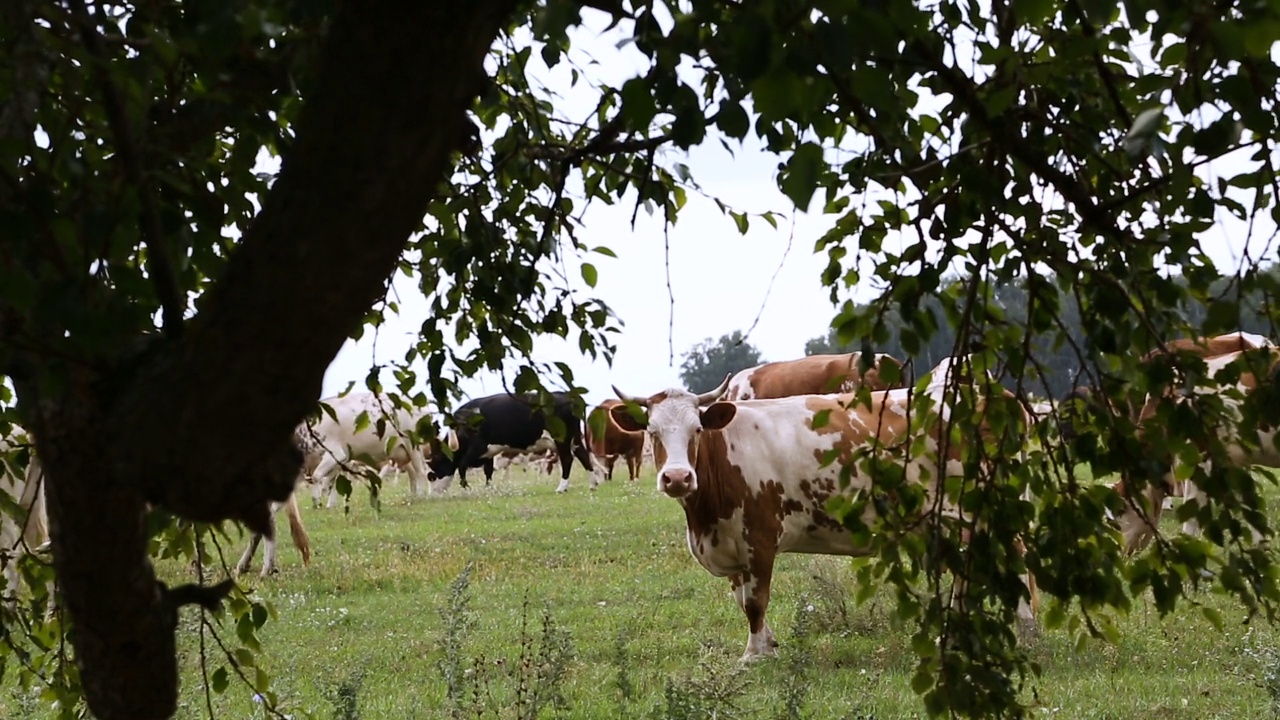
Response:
4,0,1280,717
678,330,765,392
806,267,1280,398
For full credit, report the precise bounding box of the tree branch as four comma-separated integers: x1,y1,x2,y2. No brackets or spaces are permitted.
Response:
1064,0,1132,128
70,0,186,337
523,132,673,161
33,2,522,719
914,40,1140,249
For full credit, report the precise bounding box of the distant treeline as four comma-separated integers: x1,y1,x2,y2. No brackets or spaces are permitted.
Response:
804,269,1280,398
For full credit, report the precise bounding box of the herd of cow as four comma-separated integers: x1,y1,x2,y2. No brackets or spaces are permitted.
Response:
1,329,1279,662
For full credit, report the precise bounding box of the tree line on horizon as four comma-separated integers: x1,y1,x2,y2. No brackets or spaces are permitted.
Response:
680,267,1280,398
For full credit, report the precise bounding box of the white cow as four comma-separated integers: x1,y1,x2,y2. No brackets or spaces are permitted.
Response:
303,393,434,507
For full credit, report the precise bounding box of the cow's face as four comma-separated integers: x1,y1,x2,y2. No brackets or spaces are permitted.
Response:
426,437,456,482
611,389,736,498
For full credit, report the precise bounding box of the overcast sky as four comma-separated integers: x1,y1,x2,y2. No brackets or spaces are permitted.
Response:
320,13,897,408
314,12,1278,412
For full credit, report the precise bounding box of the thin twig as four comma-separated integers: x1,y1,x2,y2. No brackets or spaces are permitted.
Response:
663,213,675,367
740,212,795,344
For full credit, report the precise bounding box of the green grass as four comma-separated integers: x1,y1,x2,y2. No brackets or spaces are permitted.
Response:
9,466,1280,719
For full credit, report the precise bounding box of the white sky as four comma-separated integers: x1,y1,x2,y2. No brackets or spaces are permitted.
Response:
309,13,1278,411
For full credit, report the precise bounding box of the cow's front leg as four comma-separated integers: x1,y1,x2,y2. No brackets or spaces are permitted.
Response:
1180,461,1208,538
482,458,495,486
235,534,261,576
730,567,777,661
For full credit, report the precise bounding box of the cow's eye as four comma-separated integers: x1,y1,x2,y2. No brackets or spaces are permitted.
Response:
695,427,703,434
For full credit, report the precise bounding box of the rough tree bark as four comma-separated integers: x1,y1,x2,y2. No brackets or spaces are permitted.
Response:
11,1,521,718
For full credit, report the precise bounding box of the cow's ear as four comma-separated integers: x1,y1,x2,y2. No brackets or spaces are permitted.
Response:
700,402,736,430
610,403,647,432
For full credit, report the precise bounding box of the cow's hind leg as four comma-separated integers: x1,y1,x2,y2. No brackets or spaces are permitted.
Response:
571,439,602,491
730,567,777,661
555,444,573,493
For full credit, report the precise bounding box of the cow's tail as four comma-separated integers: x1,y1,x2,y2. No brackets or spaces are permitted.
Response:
283,493,312,566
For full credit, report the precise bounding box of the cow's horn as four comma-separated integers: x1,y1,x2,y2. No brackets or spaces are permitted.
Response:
696,373,733,406
612,385,650,408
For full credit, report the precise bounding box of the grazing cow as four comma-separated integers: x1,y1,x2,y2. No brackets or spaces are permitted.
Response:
724,352,906,401
428,392,597,493
303,392,433,508
488,443,560,481
1139,331,1274,365
586,399,645,482
1058,332,1275,445
235,425,325,577
1057,332,1277,550
234,490,312,578
609,365,1037,661
1111,347,1280,553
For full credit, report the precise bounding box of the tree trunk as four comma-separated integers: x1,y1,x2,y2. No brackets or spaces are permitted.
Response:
17,1,521,717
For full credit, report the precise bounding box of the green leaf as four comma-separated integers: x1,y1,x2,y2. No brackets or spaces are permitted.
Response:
716,100,750,139
580,263,598,288
211,667,229,694
780,143,825,211
620,77,656,129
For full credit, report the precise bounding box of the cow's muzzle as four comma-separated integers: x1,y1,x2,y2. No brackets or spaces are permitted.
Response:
659,468,695,498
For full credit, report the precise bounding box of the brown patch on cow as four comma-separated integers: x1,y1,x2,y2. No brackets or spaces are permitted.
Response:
743,593,767,634
803,394,908,469
652,437,668,468
734,353,907,401
681,431,751,541
1141,334,1264,364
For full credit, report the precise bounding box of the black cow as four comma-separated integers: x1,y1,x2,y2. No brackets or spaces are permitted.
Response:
426,392,597,493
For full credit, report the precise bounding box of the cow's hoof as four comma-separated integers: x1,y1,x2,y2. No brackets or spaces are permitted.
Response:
739,650,777,664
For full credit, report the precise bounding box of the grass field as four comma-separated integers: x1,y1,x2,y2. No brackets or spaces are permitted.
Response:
11,464,1280,719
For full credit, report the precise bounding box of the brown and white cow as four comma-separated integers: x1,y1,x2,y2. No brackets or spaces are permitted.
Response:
610,365,1037,661
1139,331,1274,365
1112,346,1280,554
724,352,906,401
1059,331,1277,551
586,399,645,482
